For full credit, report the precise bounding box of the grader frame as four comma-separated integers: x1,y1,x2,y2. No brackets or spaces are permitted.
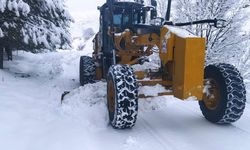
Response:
93,0,206,100
78,0,246,129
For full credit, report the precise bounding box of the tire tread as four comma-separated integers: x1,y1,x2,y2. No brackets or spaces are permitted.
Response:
108,65,138,129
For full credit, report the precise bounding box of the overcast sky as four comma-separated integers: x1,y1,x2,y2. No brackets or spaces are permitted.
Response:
65,0,250,31
66,0,105,17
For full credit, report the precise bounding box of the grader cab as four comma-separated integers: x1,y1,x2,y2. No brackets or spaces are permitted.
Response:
79,0,246,129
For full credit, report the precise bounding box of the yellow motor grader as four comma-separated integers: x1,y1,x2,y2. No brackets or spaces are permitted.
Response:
78,0,246,129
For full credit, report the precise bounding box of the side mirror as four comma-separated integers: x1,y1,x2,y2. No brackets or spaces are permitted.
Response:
142,6,152,11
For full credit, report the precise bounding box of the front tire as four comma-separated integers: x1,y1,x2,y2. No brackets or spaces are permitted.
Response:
107,65,138,129
199,63,246,124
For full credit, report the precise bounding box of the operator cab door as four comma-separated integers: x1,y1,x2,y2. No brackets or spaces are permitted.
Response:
101,6,133,75
100,3,147,75
102,6,132,54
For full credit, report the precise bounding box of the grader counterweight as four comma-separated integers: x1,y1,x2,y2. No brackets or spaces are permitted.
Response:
79,0,246,129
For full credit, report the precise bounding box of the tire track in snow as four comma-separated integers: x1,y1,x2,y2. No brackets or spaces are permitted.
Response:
139,113,177,150
175,99,250,135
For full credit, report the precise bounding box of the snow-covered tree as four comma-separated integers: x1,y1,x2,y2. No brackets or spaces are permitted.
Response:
0,0,73,52
172,0,250,64
144,0,168,18
155,0,168,18
236,46,250,83
0,0,30,45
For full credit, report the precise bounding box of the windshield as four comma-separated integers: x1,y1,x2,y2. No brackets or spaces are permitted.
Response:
113,14,130,26
115,0,143,4
133,13,139,24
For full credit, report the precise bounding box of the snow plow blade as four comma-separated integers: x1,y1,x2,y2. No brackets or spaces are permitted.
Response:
61,91,70,104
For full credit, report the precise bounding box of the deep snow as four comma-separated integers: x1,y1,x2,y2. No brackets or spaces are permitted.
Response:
1,50,250,150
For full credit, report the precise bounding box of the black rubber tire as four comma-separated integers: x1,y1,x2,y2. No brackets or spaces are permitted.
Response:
199,63,246,124
79,56,96,86
107,64,139,129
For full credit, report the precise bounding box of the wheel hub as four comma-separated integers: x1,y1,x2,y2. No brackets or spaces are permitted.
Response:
203,79,220,110
108,80,115,113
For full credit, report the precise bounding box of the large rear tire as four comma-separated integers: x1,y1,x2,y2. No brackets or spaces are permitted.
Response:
79,56,96,86
199,63,246,124
107,65,138,129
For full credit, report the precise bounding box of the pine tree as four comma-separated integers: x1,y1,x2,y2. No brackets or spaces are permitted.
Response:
0,0,29,48
0,0,73,53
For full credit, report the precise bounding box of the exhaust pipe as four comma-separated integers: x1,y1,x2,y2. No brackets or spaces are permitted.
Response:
165,0,172,21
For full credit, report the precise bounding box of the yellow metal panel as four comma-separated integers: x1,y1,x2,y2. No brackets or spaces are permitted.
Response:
159,27,175,65
173,36,206,100
95,67,102,80
135,33,160,46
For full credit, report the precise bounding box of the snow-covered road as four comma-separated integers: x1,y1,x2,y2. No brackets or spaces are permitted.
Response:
0,51,250,150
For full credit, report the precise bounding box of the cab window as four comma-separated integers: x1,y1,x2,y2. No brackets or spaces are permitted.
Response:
123,14,129,25
113,14,122,25
113,13,130,26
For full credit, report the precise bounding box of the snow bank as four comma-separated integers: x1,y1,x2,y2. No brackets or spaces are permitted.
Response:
1,47,250,150
6,52,63,79
70,11,99,51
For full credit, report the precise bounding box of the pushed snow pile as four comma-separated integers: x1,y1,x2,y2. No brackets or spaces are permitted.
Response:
61,82,109,130
138,84,171,111
132,53,161,71
139,84,170,97
62,82,107,107
61,81,170,121
132,62,159,72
